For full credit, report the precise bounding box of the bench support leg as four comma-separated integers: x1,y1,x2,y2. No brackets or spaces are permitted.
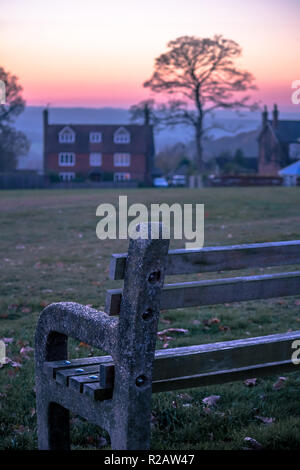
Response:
36,396,70,450
111,223,169,450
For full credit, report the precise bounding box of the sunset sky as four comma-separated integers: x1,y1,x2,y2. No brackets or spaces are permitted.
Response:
1,0,299,111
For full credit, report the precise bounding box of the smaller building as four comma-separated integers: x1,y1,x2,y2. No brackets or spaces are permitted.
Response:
258,104,300,175
43,109,155,184
278,160,300,186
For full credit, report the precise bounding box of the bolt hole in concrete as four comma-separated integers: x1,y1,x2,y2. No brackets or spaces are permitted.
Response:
142,308,154,321
135,375,147,387
148,271,161,284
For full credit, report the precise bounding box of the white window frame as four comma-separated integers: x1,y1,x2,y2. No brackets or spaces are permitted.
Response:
113,153,130,167
89,153,102,166
113,127,130,144
58,152,76,166
58,126,75,143
89,132,102,143
59,172,75,182
114,172,131,182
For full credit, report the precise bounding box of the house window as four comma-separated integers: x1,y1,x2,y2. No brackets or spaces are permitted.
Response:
114,172,131,182
58,152,75,166
90,153,102,166
114,153,130,167
58,126,75,143
59,172,75,181
89,132,102,143
113,127,130,144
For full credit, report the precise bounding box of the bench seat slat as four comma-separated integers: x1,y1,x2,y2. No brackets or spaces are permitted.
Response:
110,240,300,280
99,330,300,388
46,331,300,400
43,355,113,379
56,365,100,386
106,271,300,315
85,360,298,400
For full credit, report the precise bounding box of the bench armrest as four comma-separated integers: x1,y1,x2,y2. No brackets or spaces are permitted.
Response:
35,302,118,370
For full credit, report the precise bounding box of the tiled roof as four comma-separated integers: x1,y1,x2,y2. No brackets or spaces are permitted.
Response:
269,120,300,143
45,124,155,155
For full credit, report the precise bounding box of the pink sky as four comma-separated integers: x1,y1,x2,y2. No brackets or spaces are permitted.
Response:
1,0,300,111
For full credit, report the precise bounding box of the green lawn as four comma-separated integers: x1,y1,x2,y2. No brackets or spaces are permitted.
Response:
1,187,300,450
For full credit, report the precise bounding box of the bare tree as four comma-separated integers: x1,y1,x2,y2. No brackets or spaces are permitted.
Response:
144,35,258,172
0,67,30,170
129,99,160,127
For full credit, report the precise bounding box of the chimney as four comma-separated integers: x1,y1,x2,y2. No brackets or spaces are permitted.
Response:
272,104,279,128
43,108,48,128
262,105,268,127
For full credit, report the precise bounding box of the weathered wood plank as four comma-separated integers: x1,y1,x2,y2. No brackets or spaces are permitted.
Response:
98,331,300,388
56,365,100,386
83,382,113,401
107,271,300,315
43,355,113,379
69,373,100,393
86,360,298,400
110,240,300,280
151,360,296,393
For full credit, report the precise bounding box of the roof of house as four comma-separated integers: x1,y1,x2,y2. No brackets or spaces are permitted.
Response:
278,159,300,176
269,120,300,144
45,124,155,155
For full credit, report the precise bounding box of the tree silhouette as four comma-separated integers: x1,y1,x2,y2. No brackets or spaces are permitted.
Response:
144,35,258,172
129,99,160,127
0,67,30,171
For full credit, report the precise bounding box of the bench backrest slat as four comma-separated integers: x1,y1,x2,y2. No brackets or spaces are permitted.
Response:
106,271,300,315
109,240,300,280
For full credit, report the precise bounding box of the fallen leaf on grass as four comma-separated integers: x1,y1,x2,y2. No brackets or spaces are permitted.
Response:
2,338,14,344
273,376,287,390
20,346,34,360
219,325,230,331
78,342,91,349
295,300,300,306
202,395,220,407
243,437,263,450
10,361,22,368
244,378,257,387
255,415,275,425
157,328,189,336
203,317,220,326
177,393,192,401
21,307,32,314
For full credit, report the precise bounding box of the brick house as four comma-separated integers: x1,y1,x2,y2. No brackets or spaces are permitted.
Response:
43,109,155,184
258,104,300,175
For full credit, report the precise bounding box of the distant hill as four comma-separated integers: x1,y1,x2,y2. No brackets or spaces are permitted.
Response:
204,128,260,160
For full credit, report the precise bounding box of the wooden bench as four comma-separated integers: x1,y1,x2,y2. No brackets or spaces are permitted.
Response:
35,224,300,450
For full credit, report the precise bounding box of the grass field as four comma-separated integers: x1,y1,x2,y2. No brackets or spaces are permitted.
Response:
1,187,300,450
